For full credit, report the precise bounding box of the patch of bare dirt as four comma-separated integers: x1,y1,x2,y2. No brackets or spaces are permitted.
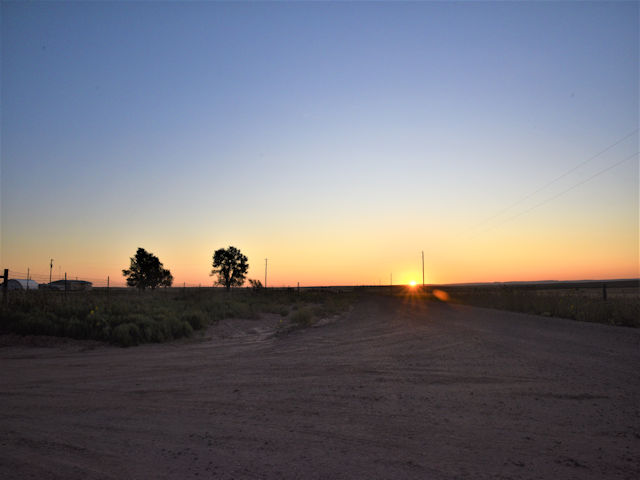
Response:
0,333,105,351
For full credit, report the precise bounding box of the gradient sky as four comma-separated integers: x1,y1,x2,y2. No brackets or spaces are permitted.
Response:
2,1,638,287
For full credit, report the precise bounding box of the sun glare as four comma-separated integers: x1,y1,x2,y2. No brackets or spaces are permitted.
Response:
409,280,417,287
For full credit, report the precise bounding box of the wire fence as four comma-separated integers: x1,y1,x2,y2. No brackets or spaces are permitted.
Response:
2,269,215,289
1,269,327,292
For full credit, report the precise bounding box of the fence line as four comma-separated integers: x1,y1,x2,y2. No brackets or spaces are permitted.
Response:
0,269,213,289
3,268,307,290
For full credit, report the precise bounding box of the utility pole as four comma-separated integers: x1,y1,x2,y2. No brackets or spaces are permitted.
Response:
265,258,268,289
49,258,53,284
422,251,425,287
27,268,30,291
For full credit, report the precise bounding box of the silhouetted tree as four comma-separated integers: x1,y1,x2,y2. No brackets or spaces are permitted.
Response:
249,279,263,291
211,246,248,291
122,247,173,290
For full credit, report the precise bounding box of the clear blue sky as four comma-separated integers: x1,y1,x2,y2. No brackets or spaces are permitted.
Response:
2,1,638,286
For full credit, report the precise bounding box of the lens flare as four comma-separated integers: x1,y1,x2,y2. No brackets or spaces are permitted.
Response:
433,289,450,302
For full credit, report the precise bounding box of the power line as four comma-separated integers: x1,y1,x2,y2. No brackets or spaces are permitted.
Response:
485,151,638,231
469,128,639,232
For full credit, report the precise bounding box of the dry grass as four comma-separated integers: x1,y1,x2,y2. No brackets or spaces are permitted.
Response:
437,283,639,327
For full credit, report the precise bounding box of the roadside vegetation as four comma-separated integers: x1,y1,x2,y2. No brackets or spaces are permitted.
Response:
0,288,353,347
436,283,639,327
2,281,636,348
1,244,356,347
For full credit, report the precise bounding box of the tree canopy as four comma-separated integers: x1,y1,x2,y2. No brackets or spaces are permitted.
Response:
211,246,248,291
122,247,173,290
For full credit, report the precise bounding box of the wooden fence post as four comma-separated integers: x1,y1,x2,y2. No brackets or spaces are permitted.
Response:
2,269,8,305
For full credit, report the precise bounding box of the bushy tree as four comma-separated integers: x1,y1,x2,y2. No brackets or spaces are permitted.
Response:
211,246,248,291
122,247,173,290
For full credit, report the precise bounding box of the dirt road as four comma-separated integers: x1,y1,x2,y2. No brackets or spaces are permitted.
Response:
1,295,639,479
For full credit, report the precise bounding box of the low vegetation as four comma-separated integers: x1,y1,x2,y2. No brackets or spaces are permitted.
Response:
0,287,353,347
2,282,635,348
438,283,639,327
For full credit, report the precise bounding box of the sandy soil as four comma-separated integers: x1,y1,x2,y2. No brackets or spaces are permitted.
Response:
1,295,639,479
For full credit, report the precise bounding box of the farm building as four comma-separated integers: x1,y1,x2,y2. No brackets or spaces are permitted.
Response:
2,279,39,291
40,280,93,291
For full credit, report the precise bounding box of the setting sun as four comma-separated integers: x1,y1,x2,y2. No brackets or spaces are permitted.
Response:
409,280,417,287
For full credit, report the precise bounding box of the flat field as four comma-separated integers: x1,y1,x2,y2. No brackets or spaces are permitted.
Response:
1,293,639,479
439,281,639,327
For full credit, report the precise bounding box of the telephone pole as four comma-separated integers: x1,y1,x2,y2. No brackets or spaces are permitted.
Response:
264,258,268,289
49,258,54,284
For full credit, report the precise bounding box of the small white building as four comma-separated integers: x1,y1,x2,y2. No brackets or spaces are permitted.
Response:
3,279,39,291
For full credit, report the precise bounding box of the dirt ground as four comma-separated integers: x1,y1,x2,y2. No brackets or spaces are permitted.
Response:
1,295,639,479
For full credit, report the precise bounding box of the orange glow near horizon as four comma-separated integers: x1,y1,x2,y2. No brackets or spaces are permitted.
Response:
2,208,638,287
3,240,638,288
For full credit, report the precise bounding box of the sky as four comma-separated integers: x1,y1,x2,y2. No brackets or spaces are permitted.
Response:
1,1,638,287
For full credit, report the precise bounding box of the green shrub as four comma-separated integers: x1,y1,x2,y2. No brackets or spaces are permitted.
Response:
3,311,30,332
64,317,89,339
181,311,206,330
180,321,194,338
21,313,57,336
135,317,158,343
289,308,314,326
156,316,188,340
226,301,253,319
205,302,227,321
111,323,141,347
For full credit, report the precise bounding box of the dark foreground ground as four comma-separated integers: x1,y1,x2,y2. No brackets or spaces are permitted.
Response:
1,295,639,479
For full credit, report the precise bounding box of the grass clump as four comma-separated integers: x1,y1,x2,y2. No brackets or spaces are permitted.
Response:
112,323,141,347
181,311,206,330
440,284,639,327
288,307,314,327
